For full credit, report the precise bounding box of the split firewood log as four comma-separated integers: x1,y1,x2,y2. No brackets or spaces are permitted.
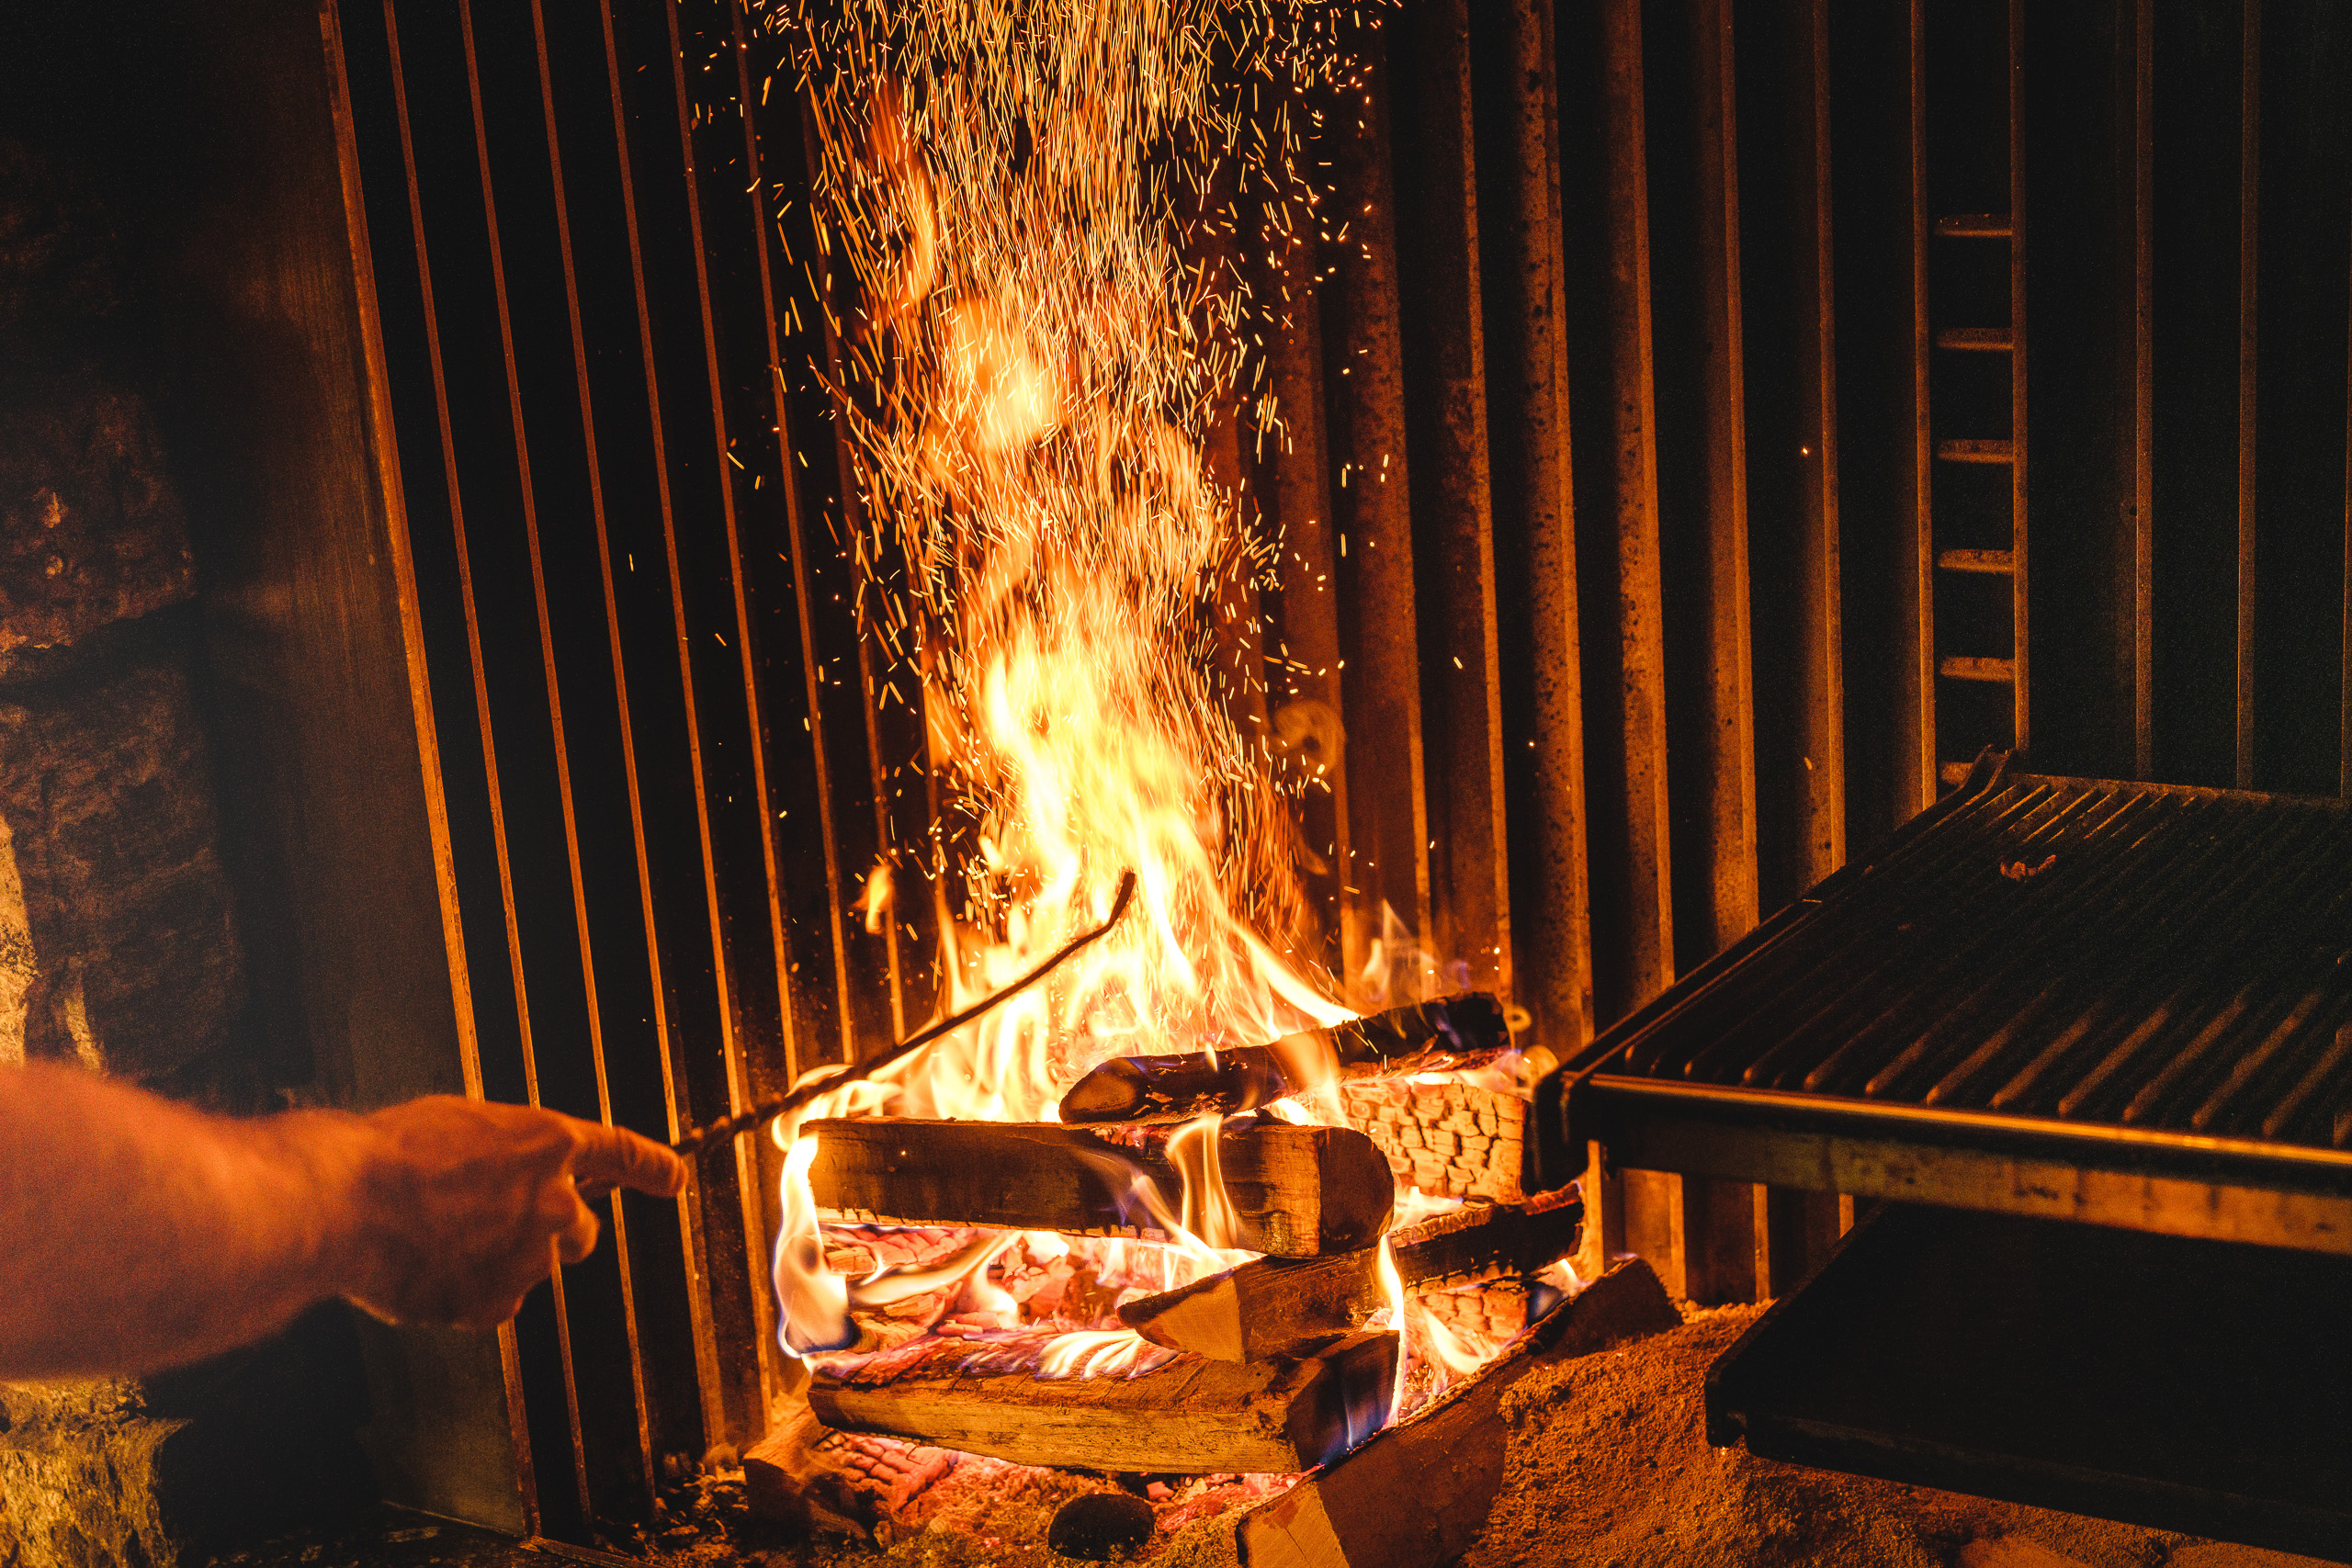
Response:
804,1116,1394,1257
1057,994,1510,1124
1119,1189,1581,1361
1233,1258,1680,1568
1341,1076,1526,1203
808,1327,1397,1474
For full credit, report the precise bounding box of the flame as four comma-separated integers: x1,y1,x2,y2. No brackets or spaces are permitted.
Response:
775,1137,854,1355
753,0,1529,1428
1373,1236,1408,1416
756,0,1363,1364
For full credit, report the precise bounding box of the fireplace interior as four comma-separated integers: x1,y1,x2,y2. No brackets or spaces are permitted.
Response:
4,0,2352,1564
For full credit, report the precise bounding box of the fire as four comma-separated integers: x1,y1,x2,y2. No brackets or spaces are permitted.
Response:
752,0,1529,1426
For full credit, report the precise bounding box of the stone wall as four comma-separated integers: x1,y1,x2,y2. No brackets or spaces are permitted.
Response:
0,138,246,1100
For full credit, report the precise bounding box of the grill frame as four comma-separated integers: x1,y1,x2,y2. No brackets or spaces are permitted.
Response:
1542,755,2352,1254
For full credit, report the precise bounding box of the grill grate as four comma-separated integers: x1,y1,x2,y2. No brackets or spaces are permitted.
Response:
1555,760,2352,1249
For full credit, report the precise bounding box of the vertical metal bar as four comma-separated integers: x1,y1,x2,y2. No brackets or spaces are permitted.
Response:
1602,0,1674,1005
1192,168,1276,753
1902,0,1936,811
328,0,534,1524
2133,0,2155,781
595,0,727,1452
789,91,929,1051
722,0,845,1077
1619,1167,1686,1299
379,0,539,1534
1267,258,1350,958
454,1,592,1520
1593,0,1678,1294
1679,0,1761,1310
660,0,783,1437
1408,0,1511,995
1327,51,1433,987
2345,213,2352,799
2007,0,2030,762
2235,0,2262,790
1800,0,1846,878
1499,0,1592,1051
1691,0,1756,950
529,0,655,1506
337,0,483,1104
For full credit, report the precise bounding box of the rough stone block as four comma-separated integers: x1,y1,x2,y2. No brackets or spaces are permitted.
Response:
0,373,194,683
0,651,242,1087
0,1310,371,1568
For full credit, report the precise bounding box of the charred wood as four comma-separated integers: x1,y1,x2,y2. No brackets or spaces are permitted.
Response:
808,1328,1398,1475
805,1117,1394,1257
1058,994,1511,1124
1119,1190,1580,1361
1233,1258,1679,1568
741,1402,960,1539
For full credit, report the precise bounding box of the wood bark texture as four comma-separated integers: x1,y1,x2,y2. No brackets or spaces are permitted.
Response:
808,1329,1398,1475
806,1118,1396,1257
1122,1190,1581,1361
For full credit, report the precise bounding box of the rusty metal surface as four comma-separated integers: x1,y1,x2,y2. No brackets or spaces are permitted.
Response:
1483,0,1591,1054
1902,0,1937,823
1687,0,1758,956
1558,767,2352,1250
1601,0,1674,1009
1401,0,1511,997
1792,0,1846,897
1326,52,1433,979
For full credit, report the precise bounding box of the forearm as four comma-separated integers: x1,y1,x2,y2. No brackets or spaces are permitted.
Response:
0,1061,369,1378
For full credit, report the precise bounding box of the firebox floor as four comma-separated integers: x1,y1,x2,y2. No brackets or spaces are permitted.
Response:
212,1310,2339,1568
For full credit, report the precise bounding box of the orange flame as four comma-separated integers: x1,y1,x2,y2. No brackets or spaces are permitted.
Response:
762,0,1529,1421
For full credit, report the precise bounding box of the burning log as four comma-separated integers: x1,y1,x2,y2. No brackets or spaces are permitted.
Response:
1119,1190,1581,1361
1057,994,1511,1124
805,1117,1394,1257
1233,1258,1680,1568
808,1328,1398,1474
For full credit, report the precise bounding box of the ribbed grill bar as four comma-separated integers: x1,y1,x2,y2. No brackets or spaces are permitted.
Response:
1576,769,2352,1153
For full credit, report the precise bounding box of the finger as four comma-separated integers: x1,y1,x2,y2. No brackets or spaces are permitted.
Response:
556,1197,601,1266
569,1119,690,1199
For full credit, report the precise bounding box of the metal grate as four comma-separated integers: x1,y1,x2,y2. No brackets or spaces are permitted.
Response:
1555,758,2352,1251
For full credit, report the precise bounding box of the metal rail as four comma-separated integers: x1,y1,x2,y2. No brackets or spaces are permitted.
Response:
1553,769,2352,1253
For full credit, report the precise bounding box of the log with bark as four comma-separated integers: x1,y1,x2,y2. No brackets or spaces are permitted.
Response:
1058,994,1511,1124
1233,1258,1680,1568
804,1117,1394,1257
1119,1190,1581,1361
808,1328,1398,1474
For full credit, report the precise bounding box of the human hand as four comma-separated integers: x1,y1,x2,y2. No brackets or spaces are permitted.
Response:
333,1097,688,1330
